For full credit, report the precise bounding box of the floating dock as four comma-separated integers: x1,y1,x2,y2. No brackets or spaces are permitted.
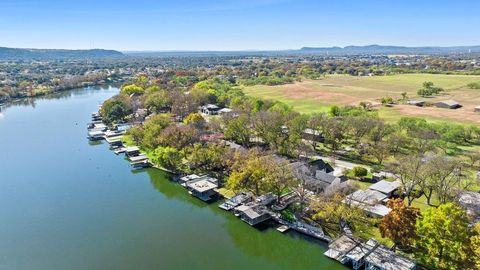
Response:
276,225,290,233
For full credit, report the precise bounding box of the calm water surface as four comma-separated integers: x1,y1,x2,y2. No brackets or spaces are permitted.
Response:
0,87,346,270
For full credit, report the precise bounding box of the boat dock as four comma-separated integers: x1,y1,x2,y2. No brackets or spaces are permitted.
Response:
276,225,290,233
271,213,332,242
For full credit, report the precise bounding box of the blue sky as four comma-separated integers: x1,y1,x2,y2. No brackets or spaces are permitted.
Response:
1,0,479,51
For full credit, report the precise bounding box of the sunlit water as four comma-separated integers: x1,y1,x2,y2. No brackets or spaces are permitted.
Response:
0,86,346,270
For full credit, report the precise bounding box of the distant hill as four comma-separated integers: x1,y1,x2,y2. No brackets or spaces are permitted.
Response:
125,45,480,57
299,45,480,55
0,47,124,60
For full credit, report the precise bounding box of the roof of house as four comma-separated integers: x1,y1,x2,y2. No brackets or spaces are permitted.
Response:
407,99,424,104
218,108,233,113
125,146,140,152
243,207,268,220
203,104,220,110
180,174,201,182
346,189,389,205
457,191,480,223
328,235,361,253
235,204,251,212
365,245,416,270
347,241,377,261
436,100,460,106
346,199,392,217
129,154,148,162
315,170,339,185
368,180,401,195
188,179,217,193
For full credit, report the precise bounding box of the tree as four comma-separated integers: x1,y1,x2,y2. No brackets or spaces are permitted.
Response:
389,155,426,206
415,203,474,270
100,94,132,124
311,192,372,236
153,146,183,171
121,84,144,95
183,113,206,129
144,90,171,113
185,143,231,177
264,159,298,201
348,116,376,146
322,117,347,153
367,141,390,165
227,149,270,196
352,166,368,177
385,132,408,156
471,223,480,269
128,126,145,145
171,92,198,119
159,125,199,149
422,155,463,205
379,198,420,248
141,113,173,148
224,114,252,146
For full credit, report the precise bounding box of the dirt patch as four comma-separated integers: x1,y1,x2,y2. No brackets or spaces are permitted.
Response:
277,82,366,106
394,105,480,124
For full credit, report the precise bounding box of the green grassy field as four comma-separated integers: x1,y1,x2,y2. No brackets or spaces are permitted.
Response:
243,74,480,124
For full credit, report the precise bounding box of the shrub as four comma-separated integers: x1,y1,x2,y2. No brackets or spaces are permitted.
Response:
352,166,368,177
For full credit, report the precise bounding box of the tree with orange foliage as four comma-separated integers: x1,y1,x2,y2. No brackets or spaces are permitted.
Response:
379,198,420,248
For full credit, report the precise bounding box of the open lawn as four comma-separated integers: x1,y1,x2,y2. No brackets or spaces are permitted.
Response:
243,74,480,124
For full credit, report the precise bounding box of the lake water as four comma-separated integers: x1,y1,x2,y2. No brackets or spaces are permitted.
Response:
0,86,346,270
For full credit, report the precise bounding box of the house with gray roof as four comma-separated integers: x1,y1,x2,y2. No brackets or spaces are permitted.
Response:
434,100,461,109
325,235,416,270
368,180,401,197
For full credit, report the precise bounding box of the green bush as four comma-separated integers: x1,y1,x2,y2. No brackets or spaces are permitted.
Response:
352,166,368,177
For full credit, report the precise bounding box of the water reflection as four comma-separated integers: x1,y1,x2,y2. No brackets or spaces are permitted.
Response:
0,85,119,112
143,167,346,270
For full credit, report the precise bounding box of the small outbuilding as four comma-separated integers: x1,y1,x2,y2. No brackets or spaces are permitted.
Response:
234,202,271,226
407,100,425,107
201,104,221,115
186,177,219,202
434,100,462,109
474,106,480,112
125,146,140,157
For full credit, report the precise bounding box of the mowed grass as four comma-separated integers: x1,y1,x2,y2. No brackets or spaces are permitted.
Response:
243,74,480,124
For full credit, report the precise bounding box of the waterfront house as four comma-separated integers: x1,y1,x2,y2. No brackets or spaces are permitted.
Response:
324,235,368,269
326,235,416,270
234,202,271,226
344,189,391,217
364,245,416,270
434,100,461,109
256,192,277,206
125,146,140,157
105,137,123,147
186,178,219,202
219,192,253,211
290,158,342,193
88,123,107,132
179,174,202,186
87,130,105,141
406,100,425,107
91,112,102,121
201,104,221,115
128,154,148,163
